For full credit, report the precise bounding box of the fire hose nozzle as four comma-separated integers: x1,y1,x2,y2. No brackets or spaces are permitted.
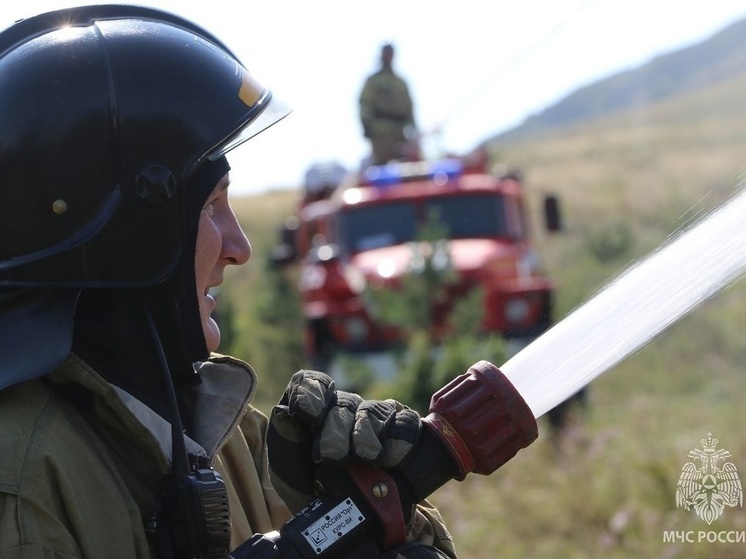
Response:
422,360,538,479
234,361,538,559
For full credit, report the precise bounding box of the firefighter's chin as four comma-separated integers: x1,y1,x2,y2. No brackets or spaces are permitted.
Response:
199,292,221,353
202,316,221,354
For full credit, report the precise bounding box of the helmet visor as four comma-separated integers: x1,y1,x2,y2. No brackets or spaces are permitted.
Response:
207,84,292,162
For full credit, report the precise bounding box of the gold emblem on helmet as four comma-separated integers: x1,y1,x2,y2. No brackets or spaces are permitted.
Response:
238,71,263,107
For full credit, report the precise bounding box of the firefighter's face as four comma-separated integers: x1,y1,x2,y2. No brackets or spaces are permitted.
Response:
195,172,251,352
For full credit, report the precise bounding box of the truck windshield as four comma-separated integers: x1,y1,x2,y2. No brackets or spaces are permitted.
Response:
339,194,507,253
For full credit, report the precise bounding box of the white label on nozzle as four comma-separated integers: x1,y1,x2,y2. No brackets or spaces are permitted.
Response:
303,498,365,554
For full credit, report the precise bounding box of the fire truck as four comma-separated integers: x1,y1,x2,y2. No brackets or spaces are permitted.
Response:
272,151,561,368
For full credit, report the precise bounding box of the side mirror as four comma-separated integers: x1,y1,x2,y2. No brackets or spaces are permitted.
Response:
543,195,562,232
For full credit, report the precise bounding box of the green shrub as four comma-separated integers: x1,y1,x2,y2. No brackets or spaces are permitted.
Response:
586,222,634,262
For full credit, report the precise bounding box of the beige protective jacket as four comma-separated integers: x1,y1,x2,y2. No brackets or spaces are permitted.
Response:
0,353,456,558
359,70,415,137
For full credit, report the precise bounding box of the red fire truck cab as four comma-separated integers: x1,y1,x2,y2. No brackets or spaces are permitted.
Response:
274,153,560,367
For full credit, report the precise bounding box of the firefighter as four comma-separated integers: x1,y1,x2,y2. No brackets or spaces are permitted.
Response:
359,43,420,165
0,6,455,559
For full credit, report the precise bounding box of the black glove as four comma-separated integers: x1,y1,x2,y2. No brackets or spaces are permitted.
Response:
267,370,421,512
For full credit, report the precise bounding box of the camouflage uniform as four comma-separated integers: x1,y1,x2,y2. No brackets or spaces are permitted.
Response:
359,68,416,165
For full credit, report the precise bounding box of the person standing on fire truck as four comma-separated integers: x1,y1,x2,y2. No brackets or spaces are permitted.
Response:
0,6,456,559
359,43,420,165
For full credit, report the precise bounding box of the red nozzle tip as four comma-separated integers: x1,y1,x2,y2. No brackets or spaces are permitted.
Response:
423,360,538,478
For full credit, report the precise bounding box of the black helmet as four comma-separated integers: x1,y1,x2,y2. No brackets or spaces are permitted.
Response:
0,4,289,287
0,5,290,389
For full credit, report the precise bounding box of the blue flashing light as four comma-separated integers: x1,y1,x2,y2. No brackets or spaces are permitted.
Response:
365,159,463,188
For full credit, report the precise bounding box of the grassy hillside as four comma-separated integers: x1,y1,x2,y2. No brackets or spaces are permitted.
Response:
223,73,746,557
499,16,746,139
491,73,746,319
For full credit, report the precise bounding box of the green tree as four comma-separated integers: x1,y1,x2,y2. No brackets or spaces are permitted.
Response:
357,210,508,412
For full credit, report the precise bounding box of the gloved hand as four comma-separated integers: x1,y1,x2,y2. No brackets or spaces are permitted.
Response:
267,369,421,512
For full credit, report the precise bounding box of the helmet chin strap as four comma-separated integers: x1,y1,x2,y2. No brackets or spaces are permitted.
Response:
144,302,190,476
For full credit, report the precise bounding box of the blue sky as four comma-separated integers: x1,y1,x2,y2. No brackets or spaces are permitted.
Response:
6,0,746,195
